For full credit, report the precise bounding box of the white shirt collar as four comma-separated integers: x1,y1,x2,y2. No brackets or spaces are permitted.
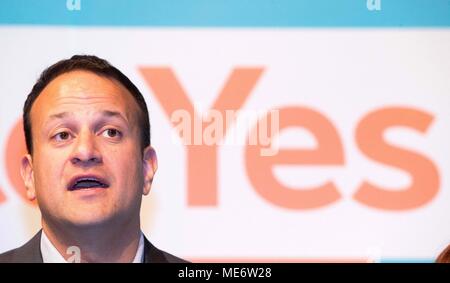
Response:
40,230,145,263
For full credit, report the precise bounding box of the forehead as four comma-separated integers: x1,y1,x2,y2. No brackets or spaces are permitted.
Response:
31,70,139,121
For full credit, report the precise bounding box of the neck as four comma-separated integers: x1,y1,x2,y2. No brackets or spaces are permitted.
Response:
41,217,141,263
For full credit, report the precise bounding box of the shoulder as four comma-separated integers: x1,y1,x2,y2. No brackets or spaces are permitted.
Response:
143,236,189,263
0,249,15,263
159,249,189,263
0,231,43,263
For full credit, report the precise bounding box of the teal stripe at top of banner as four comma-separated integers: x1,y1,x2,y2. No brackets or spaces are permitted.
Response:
0,0,449,27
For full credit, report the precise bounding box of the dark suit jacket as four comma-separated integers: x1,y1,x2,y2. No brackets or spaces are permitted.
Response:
0,230,187,263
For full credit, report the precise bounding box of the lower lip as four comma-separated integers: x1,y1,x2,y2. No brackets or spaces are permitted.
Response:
68,187,108,196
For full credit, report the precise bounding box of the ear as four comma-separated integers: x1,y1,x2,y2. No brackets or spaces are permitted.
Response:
20,154,36,201
142,146,158,196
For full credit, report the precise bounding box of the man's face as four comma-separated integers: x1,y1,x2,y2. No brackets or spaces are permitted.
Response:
21,70,157,228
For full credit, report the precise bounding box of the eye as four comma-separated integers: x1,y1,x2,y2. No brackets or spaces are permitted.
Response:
102,128,122,139
53,131,72,142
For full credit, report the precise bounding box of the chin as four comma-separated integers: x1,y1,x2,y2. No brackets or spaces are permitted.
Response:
64,210,117,229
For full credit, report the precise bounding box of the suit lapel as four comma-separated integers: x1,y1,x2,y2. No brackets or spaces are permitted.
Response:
9,230,43,263
143,236,169,263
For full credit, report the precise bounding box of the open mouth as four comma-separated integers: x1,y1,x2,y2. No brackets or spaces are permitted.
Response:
68,176,109,191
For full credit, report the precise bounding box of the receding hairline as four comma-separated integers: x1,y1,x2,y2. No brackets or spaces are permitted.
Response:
37,69,135,99
31,69,144,115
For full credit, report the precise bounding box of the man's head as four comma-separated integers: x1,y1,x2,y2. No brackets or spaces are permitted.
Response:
20,55,157,229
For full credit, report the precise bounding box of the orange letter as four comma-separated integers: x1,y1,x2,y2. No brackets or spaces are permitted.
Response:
0,187,5,204
139,67,263,206
245,107,344,209
354,107,439,210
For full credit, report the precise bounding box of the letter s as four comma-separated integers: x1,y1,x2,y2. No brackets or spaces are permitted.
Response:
354,107,439,210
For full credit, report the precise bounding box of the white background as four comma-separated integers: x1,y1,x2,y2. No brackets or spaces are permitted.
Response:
0,27,449,261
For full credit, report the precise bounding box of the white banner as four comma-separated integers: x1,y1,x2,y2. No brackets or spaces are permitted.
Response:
0,27,449,261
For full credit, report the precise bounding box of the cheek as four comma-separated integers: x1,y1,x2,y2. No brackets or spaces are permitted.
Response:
107,146,144,186
33,151,67,192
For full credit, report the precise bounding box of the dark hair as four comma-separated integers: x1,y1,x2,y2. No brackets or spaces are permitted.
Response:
436,244,450,263
23,55,150,155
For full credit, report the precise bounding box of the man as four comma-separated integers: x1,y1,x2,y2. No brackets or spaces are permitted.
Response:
0,55,186,263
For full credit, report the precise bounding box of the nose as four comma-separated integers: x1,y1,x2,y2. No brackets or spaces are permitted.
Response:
70,129,102,167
